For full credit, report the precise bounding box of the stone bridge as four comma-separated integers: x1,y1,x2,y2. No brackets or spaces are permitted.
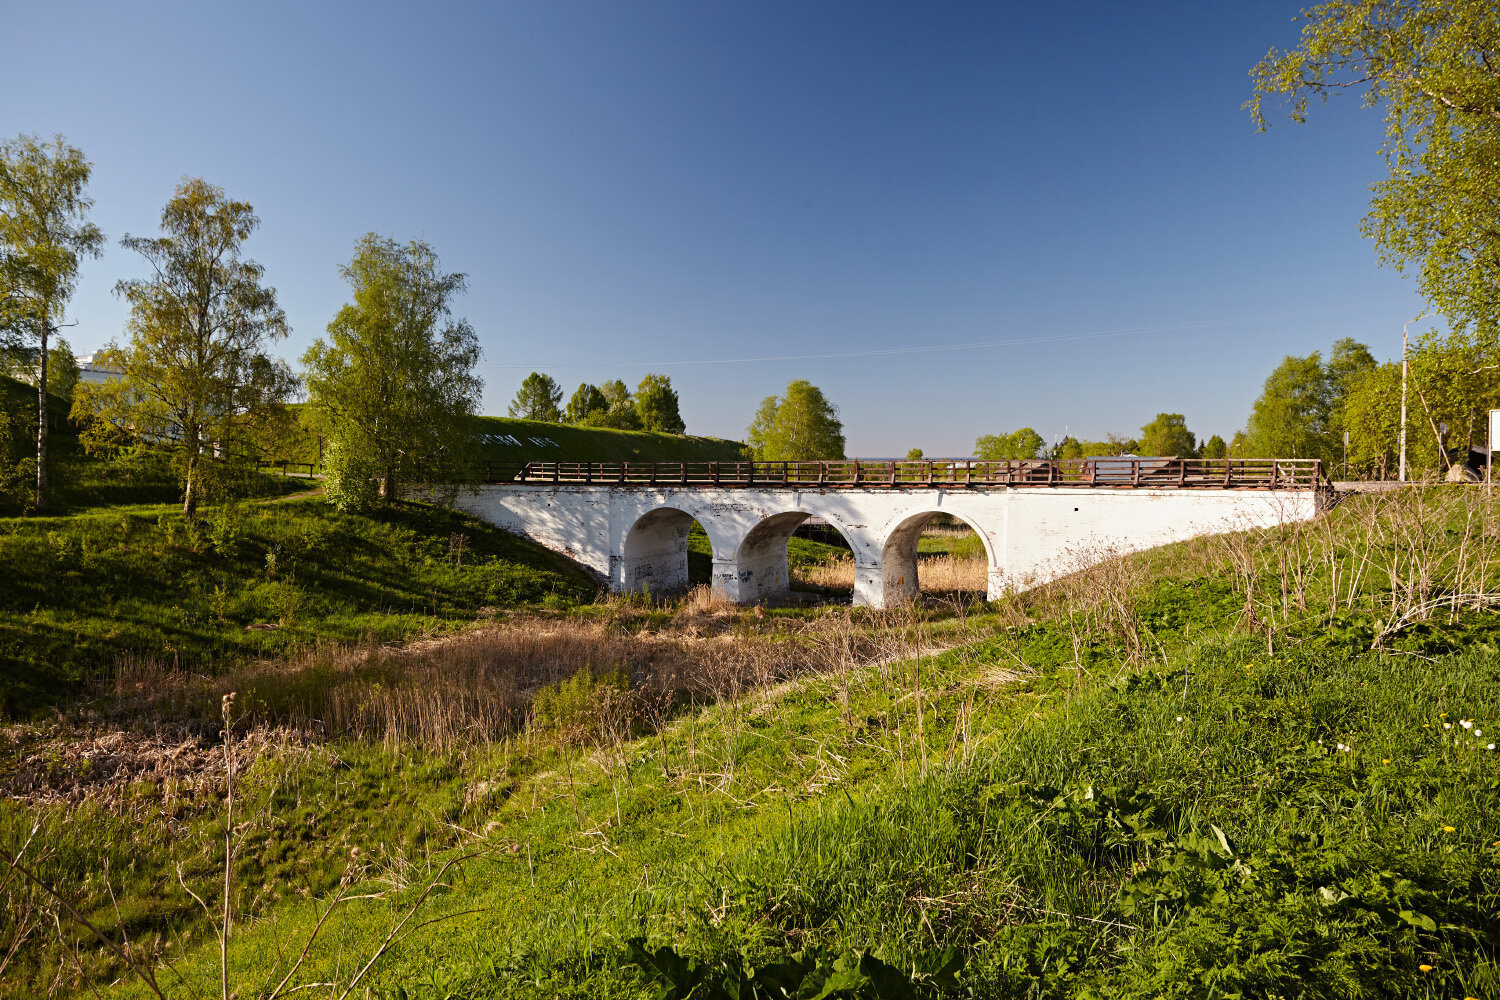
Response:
452,458,1327,607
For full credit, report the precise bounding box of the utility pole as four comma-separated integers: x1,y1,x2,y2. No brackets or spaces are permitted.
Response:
1399,316,1423,482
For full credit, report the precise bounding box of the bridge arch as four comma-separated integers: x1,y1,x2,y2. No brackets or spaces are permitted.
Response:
723,508,867,605
620,505,736,596
879,510,1000,604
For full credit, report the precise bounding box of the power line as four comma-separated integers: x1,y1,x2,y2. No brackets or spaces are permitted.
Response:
477,304,1365,370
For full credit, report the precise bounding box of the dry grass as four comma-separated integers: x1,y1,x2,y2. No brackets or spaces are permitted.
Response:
798,554,989,594
85,609,886,756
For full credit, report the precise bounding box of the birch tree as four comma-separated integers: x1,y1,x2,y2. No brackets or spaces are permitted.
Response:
79,178,293,516
0,133,103,511
303,234,481,506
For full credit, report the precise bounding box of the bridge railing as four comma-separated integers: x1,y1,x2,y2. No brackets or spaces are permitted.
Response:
481,458,1328,490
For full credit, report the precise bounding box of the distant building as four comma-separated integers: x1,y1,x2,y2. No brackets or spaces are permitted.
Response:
75,353,124,386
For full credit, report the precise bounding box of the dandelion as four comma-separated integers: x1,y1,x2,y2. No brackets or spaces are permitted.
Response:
1175,716,1184,722
1423,723,1431,729
1460,720,1474,730
1382,758,1391,764
1442,826,1456,833
1419,963,1433,972
1475,729,1483,737
1444,722,1453,730
1488,743,1495,750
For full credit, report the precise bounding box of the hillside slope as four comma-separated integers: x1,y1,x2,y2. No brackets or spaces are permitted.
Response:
276,408,747,467
472,415,745,464
4,489,1499,999
0,497,597,715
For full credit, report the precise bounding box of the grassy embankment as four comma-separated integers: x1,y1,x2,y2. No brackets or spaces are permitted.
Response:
0,398,750,713
275,411,749,470
3,487,1499,998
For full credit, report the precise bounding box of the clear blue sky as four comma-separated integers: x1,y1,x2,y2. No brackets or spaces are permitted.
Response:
4,0,1428,456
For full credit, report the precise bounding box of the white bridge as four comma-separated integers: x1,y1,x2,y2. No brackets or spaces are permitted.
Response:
454,458,1327,607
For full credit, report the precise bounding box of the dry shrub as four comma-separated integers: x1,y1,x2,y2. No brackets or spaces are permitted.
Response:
1007,544,1150,667
96,614,875,752
1211,485,1500,646
798,555,988,594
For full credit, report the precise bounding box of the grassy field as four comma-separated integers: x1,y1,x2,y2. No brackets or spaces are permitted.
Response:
2,488,1500,998
0,496,597,715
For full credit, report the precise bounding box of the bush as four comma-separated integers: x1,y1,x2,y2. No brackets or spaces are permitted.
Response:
531,664,635,746
322,439,378,513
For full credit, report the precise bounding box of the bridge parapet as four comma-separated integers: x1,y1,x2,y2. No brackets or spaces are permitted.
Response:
483,457,1327,491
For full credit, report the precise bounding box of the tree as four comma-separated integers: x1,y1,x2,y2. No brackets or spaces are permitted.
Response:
1200,434,1229,460
1053,437,1085,460
3,337,81,401
303,234,481,507
508,372,562,422
1139,413,1197,457
1250,2,1500,333
906,447,924,461
746,380,845,460
564,382,607,423
634,372,685,434
1343,329,1500,477
581,378,642,429
0,133,104,510
46,337,78,402
1240,339,1376,464
78,179,291,516
974,428,1044,461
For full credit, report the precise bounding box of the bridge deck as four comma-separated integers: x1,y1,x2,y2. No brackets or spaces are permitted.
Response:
483,458,1326,490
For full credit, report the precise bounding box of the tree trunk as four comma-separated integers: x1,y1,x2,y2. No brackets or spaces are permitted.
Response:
183,429,199,519
381,467,396,501
34,318,49,513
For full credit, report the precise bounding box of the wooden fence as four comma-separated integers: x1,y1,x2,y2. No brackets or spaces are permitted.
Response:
480,457,1328,490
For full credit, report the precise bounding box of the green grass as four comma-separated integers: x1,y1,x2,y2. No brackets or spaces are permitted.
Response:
472,415,746,465
0,497,597,715
274,408,747,468
6,489,1500,998
23,613,1499,999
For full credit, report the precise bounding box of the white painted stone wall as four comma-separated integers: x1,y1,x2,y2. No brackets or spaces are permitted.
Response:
452,484,1319,607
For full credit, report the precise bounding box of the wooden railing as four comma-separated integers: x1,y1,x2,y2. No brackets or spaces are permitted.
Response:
256,460,320,478
482,458,1328,490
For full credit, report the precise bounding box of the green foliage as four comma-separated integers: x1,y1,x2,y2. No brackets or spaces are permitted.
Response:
564,382,608,423
320,437,379,513
624,938,961,999
531,665,634,745
747,380,846,460
1241,339,1375,464
905,447,923,461
577,377,644,429
77,178,294,517
1138,412,1197,457
635,372,686,434
0,132,104,511
1250,0,1500,334
1199,433,1228,460
474,415,744,467
974,427,1044,460
0,498,595,714
508,371,563,422
303,233,482,504
12,490,1500,997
